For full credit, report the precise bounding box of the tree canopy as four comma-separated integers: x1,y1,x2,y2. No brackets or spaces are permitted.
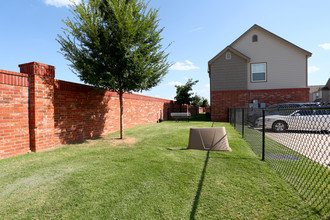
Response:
174,79,199,105
200,98,210,107
191,94,202,106
57,0,170,138
191,94,210,107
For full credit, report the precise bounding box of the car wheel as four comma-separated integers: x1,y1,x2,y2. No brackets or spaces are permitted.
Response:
272,121,287,132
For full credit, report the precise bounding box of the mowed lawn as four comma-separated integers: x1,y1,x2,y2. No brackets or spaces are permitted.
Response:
0,121,322,219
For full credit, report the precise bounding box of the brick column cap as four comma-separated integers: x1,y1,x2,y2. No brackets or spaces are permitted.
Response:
19,62,56,69
19,62,55,78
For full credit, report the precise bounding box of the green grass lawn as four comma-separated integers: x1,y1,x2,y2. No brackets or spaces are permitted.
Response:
0,121,323,219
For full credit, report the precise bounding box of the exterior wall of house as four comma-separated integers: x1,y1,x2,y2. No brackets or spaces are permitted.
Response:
322,88,330,104
310,91,321,102
209,26,311,122
231,29,308,90
210,51,248,91
0,62,176,159
211,88,310,122
309,85,323,102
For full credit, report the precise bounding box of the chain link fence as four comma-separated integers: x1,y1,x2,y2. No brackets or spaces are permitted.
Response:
229,106,330,217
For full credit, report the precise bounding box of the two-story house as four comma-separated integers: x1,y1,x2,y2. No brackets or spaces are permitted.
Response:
208,24,312,121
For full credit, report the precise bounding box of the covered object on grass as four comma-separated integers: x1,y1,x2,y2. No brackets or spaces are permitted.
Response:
187,127,232,151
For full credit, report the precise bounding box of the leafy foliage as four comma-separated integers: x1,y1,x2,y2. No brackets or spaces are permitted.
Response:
191,94,202,106
200,98,209,107
57,0,169,92
57,0,170,138
191,95,210,107
174,78,199,105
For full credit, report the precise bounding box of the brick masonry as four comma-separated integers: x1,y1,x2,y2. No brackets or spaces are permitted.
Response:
53,80,173,145
19,62,56,152
0,70,30,159
211,88,310,122
0,62,176,159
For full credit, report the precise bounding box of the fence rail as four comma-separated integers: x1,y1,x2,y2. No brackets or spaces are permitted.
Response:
229,106,330,217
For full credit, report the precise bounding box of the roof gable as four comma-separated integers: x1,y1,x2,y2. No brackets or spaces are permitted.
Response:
208,46,250,75
208,46,250,65
325,78,330,88
230,24,312,57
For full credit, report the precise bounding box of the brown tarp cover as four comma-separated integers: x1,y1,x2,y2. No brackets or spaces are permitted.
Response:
187,127,232,151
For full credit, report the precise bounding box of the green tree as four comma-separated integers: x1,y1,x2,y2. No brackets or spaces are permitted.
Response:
191,94,202,106
174,79,199,105
200,98,210,107
57,0,170,139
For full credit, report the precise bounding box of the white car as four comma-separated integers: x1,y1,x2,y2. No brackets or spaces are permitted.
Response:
255,109,330,132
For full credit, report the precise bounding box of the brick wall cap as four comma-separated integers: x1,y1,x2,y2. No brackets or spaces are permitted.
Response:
0,69,28,77
56,79,173,103
18,62,56,69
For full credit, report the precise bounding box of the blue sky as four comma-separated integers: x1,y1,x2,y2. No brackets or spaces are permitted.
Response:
1,0,329,101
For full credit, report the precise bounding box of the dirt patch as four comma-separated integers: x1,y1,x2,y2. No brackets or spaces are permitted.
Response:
109,137,138,148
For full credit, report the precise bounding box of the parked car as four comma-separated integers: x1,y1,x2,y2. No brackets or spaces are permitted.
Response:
255,109,330,132
247,102,321,127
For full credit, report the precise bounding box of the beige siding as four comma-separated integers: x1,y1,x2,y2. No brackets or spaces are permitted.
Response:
231,29,307,90
210,52,248,91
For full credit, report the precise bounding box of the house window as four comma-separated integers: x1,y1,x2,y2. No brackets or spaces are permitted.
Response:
251,63,266,82
252,35,258,42
225,52,231,60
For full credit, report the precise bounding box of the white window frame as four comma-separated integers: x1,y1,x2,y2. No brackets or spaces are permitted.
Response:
251,63,267,82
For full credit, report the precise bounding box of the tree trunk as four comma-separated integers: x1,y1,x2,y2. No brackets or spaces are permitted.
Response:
119,90,124,139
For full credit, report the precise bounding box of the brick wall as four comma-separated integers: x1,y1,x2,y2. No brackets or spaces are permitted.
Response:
0,70,30,159
211,88,310,122
0,62,175,159
54,80,172,145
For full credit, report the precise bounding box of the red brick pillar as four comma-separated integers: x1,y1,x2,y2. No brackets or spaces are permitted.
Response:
19,62,55,152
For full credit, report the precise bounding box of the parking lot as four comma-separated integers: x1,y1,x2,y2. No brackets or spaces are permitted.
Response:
265,131,330,167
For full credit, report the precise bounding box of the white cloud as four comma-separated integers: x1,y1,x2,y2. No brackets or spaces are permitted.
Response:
167,81,182,86
44,0,81,8
205,84,210,88
308,66,320,73
190,27,204,32
170,60,200,71
185,60,193,65
318,43,330,50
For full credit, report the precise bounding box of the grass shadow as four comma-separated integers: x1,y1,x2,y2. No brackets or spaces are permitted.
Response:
167,148,187,151
189,151,210,220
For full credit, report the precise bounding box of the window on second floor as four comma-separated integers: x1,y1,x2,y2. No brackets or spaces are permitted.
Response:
252,35,258,42
251,63,266,82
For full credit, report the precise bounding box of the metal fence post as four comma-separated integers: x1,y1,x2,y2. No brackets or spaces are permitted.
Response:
242,108,245,138
228,108,231,124
262,109,265,161
234,108,236,128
